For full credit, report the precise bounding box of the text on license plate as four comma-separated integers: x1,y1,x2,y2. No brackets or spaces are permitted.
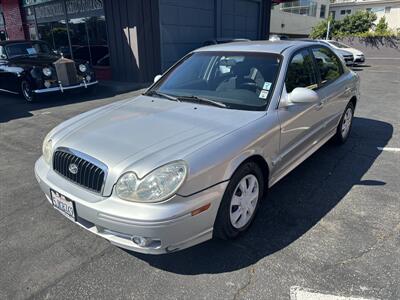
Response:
50,189,76,221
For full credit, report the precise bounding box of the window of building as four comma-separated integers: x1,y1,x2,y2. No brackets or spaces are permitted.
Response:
312,47,343,86
23,0,109,67
281,0,318,17
385,6,391,13
340,10,346,15
285,50,318,93
366,8,372,12
330,11,336,20
346,10,351,14
320,4,326,18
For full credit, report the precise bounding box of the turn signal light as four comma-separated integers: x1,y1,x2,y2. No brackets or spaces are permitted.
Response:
191,203,211,216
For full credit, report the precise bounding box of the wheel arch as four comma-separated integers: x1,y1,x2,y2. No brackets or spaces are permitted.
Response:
227,154,270,194
349,96,357,109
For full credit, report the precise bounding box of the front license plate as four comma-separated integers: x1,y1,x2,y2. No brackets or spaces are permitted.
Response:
50,189,76,221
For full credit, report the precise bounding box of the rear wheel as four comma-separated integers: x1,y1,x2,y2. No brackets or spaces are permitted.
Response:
334,102,354,144
20,80,36,103
214,161,265,240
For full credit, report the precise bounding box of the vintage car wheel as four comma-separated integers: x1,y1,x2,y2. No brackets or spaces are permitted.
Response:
214,161,265,240
334,102,354,144
20,80,36,102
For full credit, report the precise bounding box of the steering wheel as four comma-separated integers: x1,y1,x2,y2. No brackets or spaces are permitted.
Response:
238,81,260,93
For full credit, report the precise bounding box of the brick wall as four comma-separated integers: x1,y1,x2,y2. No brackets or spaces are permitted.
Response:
1,0,25,40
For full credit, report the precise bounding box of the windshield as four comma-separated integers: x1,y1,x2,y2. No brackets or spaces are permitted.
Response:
329,41,349,49
151,51,281,111
5,42,52,58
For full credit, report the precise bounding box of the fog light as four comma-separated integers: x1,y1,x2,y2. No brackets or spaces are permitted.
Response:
44,81,51,88
131,236,161,248
86,75,91,82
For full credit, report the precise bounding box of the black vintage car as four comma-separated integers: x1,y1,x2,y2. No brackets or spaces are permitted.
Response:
0,40,97,102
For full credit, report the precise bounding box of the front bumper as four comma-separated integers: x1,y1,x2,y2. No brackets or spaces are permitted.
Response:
33,80,98,94
354,55,365,63
34,157,227,254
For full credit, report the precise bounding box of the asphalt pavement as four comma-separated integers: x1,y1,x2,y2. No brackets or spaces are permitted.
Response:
0,61,399,300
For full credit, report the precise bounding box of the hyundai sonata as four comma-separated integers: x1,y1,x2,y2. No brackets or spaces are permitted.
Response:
35,40,360,254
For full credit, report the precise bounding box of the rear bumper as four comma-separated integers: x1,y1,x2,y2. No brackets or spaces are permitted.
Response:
33,80,98,94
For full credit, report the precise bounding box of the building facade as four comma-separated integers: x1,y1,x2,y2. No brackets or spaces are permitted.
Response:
270,0,330,37
0,0,273,82
330,0,400,31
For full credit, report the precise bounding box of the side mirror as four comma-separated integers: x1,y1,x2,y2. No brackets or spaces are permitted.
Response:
288,87,319,105
0,54,7,59
154,74,162,83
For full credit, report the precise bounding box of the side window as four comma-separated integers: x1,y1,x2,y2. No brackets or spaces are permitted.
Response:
0,46,6,58
312,47,343,86
285,49,318,93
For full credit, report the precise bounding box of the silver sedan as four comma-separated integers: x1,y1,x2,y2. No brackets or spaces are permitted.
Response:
35,40,360,254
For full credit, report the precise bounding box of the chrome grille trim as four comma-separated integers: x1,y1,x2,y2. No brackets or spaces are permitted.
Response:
52,147,108,194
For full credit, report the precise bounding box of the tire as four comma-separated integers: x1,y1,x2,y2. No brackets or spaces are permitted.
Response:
334,102,354,144
214,161,265,240
20,80,36,103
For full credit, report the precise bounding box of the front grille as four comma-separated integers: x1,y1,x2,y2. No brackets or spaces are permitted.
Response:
53,150,106,193
54,57,79,86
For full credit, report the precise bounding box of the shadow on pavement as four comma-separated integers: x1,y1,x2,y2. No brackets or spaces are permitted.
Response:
129,117,393,274
0,86,123,124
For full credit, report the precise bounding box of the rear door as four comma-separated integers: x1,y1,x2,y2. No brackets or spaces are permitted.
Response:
311,46,349,132
275,48,325,177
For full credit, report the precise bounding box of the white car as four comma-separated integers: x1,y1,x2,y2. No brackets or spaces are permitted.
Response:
324,40,365,64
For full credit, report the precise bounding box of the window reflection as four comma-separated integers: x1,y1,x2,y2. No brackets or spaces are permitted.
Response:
31,0,109,67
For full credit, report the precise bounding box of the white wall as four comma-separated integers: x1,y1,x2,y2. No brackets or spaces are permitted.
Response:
330,1,400,30
270,0,330,37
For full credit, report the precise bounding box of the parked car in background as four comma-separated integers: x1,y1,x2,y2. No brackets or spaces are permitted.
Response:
35,40,359,254
323,40,365,64
269,34,290,41
203,38,250,46
0,40,97,102
297,39,354,66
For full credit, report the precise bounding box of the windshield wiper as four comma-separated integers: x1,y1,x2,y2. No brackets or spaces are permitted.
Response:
144,90,180,102
177,95,227,108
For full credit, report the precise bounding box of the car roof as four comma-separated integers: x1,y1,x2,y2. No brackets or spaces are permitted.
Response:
194,40,318,55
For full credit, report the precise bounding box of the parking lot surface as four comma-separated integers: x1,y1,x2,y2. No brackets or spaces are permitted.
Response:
1,61,399,300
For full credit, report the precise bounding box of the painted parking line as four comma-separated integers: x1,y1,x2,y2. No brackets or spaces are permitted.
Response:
377,147,400,153
290,286,378,300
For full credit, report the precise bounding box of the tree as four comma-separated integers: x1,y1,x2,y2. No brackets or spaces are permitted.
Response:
375,16,389,34
310,11,377,38
339,11,377,34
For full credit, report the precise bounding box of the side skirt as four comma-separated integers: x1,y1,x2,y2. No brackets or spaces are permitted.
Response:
269,129,336,188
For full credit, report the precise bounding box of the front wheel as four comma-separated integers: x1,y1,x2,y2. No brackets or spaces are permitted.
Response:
214,161,265,240
20,80,36,103
334,102,354,144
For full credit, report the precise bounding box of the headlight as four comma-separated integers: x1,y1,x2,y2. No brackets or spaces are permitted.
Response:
42,67,52,77
79,64,87,73
115,161,187,202
42,138,53,165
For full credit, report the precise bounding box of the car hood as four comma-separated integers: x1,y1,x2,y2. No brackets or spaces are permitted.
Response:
52,95,264,191
9,54,85,67
344,48,363,56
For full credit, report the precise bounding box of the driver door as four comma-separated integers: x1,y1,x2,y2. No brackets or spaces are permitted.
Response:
274,48,326,179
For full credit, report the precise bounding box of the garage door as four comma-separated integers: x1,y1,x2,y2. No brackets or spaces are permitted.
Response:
159,0,215,70
220,0,261,40
159,0,262,70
